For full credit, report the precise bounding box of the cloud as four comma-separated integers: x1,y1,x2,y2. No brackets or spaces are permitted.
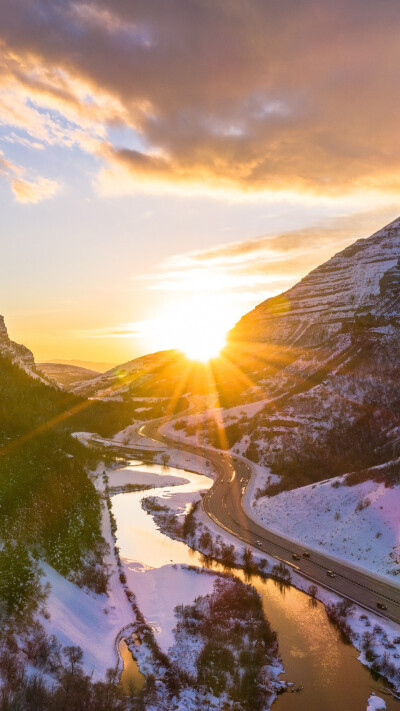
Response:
81,322,147,339
0,148,59,203
11,176,59,204
0,1,400,196
139,206,399,296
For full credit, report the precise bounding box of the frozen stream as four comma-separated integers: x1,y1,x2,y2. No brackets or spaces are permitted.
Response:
111,460,398,710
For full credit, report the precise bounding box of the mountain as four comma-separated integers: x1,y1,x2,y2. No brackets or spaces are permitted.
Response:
64,216,400,489
154,217,400,494
0,317,106,586
0,314,40,379
44,358,116,373
230,216,400,347
71,349,182,398
0,315,145,579
38,362,99,388
70,349,199,420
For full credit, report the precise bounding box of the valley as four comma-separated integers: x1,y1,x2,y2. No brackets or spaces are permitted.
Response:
1,217,400,708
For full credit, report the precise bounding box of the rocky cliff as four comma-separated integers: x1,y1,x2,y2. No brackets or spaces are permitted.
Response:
0,315,37,373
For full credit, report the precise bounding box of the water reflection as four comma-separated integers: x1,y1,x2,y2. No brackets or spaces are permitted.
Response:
118,639,145,696
112,461,398,711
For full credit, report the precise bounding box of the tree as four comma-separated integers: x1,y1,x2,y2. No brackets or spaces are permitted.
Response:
161,452,170,467
220,543,236,568
242,547,253,574
308,584,318,599
63,646,83,675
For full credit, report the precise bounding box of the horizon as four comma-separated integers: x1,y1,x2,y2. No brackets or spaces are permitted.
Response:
5,209,400,364
1,1,400,362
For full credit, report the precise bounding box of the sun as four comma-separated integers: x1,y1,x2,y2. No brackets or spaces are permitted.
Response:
178,323,227,362
151,295,231,363
172,298,229,362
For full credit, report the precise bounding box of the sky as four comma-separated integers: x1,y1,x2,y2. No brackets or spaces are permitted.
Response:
0,0,399,364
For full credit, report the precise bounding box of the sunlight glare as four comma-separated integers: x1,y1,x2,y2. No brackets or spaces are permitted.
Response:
152,295,232,363
177,320,227,362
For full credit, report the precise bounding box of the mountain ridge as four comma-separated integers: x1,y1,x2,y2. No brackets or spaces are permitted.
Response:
230,216,400,348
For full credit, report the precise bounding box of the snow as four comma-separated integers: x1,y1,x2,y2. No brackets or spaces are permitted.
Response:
112,425,160,449
41,557,133,680
247,475,400,578
366,694,386,710
41,485,139,680
124,564,215,653
233,217,400,344
108,463,188,489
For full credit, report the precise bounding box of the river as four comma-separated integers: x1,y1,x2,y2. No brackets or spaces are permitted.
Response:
111,460,399,710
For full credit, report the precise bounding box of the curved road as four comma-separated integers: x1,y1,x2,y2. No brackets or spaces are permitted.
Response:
138,419,400,626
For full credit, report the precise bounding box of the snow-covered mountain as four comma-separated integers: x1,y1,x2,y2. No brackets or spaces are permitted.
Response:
156,217,400,496
230,216,400,348
64,216,400,488
157,217,400,579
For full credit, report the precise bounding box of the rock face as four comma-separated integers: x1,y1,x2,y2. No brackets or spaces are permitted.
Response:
230,216,400,348
0,315,36,373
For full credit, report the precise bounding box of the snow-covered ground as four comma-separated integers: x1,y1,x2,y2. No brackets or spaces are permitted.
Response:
367,695,387,710
246,475,400,578
124,564,216,653
41,490,135,679
41,458,200,680
108,462,188,489
42,560,132,679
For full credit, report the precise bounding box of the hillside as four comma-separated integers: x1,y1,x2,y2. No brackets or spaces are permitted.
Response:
38,362,98,388
0,316,144,584
231,216,400,347
44,358,116,372
0,315,46,381
246,473,400,579
71,348,220,415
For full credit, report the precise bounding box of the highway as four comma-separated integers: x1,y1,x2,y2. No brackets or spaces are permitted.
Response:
137,419,400,626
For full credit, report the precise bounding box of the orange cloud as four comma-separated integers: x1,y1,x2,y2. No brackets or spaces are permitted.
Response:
1,1,400,196
138,206,400,295
11,176,59,204
0,148,59,203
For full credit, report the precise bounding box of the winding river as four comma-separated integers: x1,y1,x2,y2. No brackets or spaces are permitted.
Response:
111,460,399,710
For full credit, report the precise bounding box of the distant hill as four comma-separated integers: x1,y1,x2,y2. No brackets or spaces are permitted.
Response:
38,362,98,388
43,358,116,373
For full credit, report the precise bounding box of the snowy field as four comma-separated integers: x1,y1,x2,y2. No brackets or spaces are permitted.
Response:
41,495,135,679
124,564,216,653
247,475,400,578
108,462,189,488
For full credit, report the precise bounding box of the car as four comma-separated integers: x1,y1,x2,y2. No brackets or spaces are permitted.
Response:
302,551,310,558
326,570,336,578
256,541,262,547
292,553,300,561
377,602,388,611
